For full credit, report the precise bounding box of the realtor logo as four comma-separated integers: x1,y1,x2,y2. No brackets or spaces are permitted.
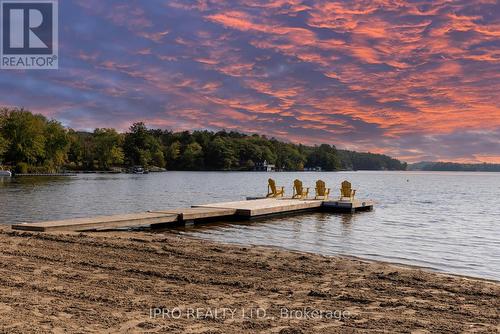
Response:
1,0,58,69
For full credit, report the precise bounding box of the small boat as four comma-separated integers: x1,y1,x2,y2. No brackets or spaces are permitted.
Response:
0,169,12,177
132,166,145,174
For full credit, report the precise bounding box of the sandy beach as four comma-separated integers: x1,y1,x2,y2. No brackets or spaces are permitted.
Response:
0,226,498,334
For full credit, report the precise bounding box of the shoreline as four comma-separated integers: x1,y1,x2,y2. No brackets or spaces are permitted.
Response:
239,243,500,284
0,227,498,333
182,235,500,284
174,234,499,284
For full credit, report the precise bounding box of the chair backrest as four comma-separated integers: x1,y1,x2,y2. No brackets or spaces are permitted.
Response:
316,180,326,196
341,180,352,197
268,178,277,193
293,179,303,194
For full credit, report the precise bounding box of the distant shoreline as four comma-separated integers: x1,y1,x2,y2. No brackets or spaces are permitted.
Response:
409,161,500,172
6,169,500,177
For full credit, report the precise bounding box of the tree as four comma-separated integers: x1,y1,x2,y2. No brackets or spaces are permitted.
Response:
306,144,341,171
110,146,125,166
152,149,166,168
67,130,85,169
180,142,204,170
93,128,124,169
0,135,8,162
124,122,147,166
165,141,181,168
43,120,70,170
0,108,47,165
123,122,165,167
238,141,262,163
205,137,237,170
275,143,306,171
67,131,98,170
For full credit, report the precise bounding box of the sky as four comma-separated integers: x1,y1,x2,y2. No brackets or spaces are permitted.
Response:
1,0,499,163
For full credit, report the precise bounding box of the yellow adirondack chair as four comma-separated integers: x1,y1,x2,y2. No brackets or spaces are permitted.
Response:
314,180,330,200
340,180,356,200
266,178,284,198
292,179,309,199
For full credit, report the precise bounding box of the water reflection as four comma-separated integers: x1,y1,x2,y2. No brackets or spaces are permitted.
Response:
2,176,72,187
0,177,11,184
340,214,354,236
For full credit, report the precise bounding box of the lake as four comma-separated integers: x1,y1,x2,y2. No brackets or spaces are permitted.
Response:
1,171,499,280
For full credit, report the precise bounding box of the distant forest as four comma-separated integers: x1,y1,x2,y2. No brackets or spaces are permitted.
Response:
0,108,407,173
409,161,500,172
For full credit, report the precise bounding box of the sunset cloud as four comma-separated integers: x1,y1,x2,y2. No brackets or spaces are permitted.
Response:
0,0,499,162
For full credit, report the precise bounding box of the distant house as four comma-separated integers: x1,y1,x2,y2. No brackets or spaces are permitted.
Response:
254,160,275,172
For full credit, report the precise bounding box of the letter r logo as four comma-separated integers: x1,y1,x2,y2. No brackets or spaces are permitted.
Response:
9,8,48,48
1,1,55,54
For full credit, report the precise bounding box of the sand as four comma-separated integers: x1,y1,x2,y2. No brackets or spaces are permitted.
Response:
0,226,498,333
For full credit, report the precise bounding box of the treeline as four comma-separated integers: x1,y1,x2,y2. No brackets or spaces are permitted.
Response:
409,161,500,172
0,108,407,172
338,150,407,171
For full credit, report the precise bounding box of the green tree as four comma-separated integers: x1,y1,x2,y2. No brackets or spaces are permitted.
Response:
0,135,8,162
123,122,164,167
67,131,98,170
43,120,69,171
205,137,237,170
180,142,204,170
152,149,166,168
275,143,306,171
0,108,46,165
306,144,341,171
93,128,124,169
67,130,84,169
110,146,125,166
165,141,181,168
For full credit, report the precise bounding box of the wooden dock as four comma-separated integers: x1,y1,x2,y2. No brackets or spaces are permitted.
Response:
195,198,323,217
14,173,77,177
11,198,374,232
11,212,179,232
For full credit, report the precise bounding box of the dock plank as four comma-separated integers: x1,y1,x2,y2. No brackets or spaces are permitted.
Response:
195,198,323,217
11,212,179,232
151,207,237,220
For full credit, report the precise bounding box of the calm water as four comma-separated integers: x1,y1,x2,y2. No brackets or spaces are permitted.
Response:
0,171,499,280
